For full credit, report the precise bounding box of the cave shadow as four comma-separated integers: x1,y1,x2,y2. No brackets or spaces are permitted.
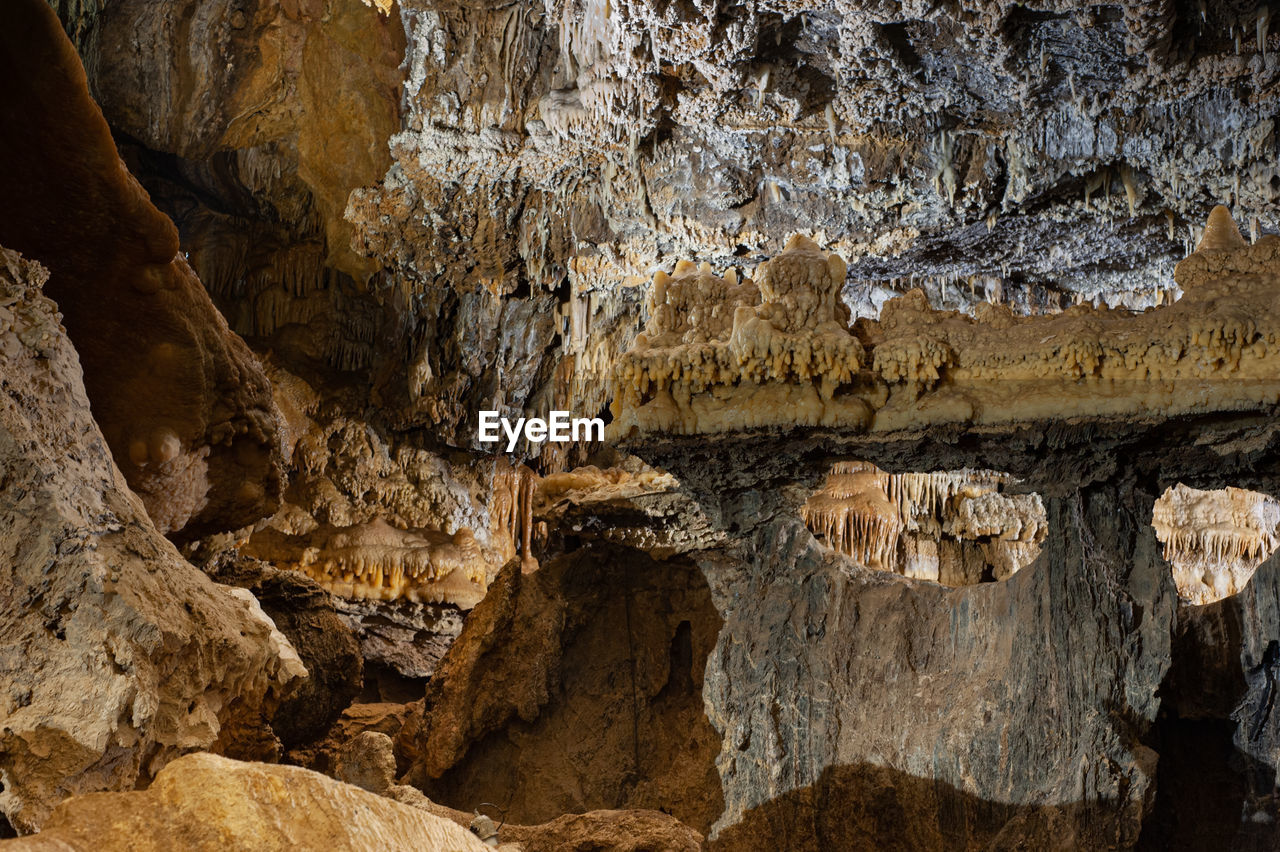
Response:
418,542,726,835
709,761,1122,852
1137,587,1280,851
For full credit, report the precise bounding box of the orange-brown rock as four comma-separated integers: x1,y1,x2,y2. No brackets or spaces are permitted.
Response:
0,753,492,852
0,246,304,831
0,0,283,537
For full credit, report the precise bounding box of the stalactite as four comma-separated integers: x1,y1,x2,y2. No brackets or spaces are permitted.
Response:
491,458,541,571
1152,483,1280,604
802,463,1045,585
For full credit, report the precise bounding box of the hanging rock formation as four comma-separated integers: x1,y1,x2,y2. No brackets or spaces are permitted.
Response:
1152,484,1280,606
802,461,1045,583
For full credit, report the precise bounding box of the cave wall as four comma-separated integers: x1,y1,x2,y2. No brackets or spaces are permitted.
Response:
53,0,1280,469
398,544,726,834
4,0,1280,847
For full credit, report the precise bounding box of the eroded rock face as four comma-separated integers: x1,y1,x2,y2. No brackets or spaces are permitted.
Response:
200,553,364,751
611,209,1280,437
18,0,1280,846
0,0,284,538
0,753,492,852
398,546,725,834
695,503,1170,848
0,247,303,832
57,0,1280,471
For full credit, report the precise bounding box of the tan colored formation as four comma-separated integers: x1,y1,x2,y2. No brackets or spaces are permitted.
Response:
611,235,869,435
492,458,541,571
244,519,491,608
242,458,674,605
610,207,1280,437
1152,484,1280,605
0,752,494,852
0,246,304,831
537,464,678,509
802,462,1046,585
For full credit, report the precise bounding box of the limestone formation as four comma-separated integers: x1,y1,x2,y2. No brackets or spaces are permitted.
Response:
0,247,303,831
199,553,365,751
243,518,490,607
612,208,1280,437
1152,484,1280,605
9,0,1280,848
0,753,492,852
398,550,725,835
802,462,1045,583
0,0,286,538
611,235,869,435
333,731,398,795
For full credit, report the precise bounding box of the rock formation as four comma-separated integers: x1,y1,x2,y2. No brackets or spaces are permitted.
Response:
802,461,1045,583
0,753,493,852
1153,484,1280,605
5,0,1280,849
612,207,1280,437
0,247,303,832
0,0,285,538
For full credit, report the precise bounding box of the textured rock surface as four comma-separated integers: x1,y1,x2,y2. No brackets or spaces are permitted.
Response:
1143,552,1280,851
15,0,1280,847
0,247,303,832
200,552,364,750
333,598,464,680
398,548,725,834
0,752,492,852
333,731,397,795
56,0,1280,468
617,400,1280,846
0,0,284,538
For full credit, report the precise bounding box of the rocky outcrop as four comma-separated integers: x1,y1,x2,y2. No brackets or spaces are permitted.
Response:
333,598,464,681
1143,553,1280,851
0,753,491,852
200,553,364,752
0,247,304,832
55,0,1280,473
0,0,284,537
611,211,1280,437
606,217,1280,845
333,731,398,795
398,547,725,834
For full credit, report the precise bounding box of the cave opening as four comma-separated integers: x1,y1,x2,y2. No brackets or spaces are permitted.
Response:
802,461,1046,586
1152,483,1280,605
